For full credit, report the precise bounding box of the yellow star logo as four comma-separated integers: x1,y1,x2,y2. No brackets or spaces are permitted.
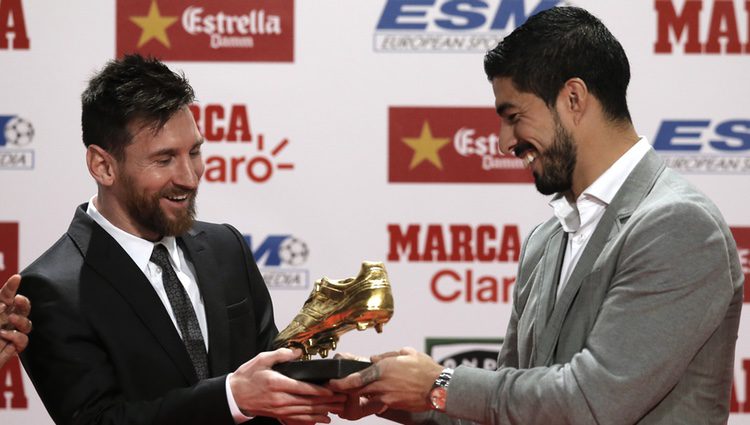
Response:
130,0,178,48
402,121,450,170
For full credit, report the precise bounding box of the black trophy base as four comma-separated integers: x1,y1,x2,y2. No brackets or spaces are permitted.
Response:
273,359,370,384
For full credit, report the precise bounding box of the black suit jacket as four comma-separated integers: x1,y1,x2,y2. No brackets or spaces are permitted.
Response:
20,204,280,425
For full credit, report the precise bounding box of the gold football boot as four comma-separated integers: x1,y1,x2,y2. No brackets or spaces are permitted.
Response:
273,261,394,360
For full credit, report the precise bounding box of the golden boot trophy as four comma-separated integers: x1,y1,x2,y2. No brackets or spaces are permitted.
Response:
272,261,394,382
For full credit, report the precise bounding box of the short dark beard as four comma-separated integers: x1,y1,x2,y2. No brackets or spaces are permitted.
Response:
533,120,577,195
120,172,197,239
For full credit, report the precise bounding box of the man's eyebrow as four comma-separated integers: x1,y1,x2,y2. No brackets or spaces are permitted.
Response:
496,102,514,117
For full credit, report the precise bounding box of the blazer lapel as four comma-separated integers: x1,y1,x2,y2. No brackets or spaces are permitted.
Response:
530,227,566,365
67,205,198,383
534,150,667,366
180,229,231,376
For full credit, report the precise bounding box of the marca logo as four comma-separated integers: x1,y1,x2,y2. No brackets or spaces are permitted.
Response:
244,234,310,290
0,115,34,170
0,357,27,409
389,107,532,183
388,223,520,303
730,227,750,303
374,0,560,52
655,0,750,54
426,338,503,370
652,119,750,173
0,223,17,294
116,0,294,62
0,0,29,50
732,358,750,413
189,103,293,184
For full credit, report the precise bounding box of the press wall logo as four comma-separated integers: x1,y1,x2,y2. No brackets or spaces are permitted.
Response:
244,234,310,290
426,338,503,370
652,119,750,173
116,0,294,62
732,358,750,413
730,227,750,303
654,0,750,54
0,0,29,50
388,223,520,303
0,222,26,410
0,222,18,290
0,115,34,170
374,0,560,52
389,107,532,183
189,103,293,184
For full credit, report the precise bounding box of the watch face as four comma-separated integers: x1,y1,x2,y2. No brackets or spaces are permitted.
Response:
430,386,447,411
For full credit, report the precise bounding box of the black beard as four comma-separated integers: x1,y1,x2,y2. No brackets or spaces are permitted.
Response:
533,121,577,196
121,173,197,239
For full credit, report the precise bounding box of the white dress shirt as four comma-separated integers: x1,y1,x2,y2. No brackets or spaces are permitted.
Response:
549,138,652,299
86,197,250,423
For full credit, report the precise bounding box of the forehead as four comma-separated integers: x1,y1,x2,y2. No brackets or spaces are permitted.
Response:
127,108,199,149
492,78,532,110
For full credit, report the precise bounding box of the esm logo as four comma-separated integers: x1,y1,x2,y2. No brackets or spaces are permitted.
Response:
244,234,310,290
653,119,750,173
374,0,560,52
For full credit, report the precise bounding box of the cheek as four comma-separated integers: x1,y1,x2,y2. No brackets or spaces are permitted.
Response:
194,156,205,179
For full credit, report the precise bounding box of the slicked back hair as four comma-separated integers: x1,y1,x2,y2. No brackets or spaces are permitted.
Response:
484,7,632,124
81,54,195,160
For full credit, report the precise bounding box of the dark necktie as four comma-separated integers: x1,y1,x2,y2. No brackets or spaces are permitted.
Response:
150,244,209,380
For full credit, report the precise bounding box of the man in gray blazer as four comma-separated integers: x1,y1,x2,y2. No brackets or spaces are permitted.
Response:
330,6,743,425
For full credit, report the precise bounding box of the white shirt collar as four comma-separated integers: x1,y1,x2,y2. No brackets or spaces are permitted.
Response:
549,137,652,232
86,195,180,273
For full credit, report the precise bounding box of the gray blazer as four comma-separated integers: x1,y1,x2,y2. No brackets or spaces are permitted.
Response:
409,150,743,425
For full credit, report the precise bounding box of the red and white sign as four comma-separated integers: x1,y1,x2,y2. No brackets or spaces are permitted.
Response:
388,107,532,183
0,0,29,50
116,0,294,62
731,227,750,302
0,222,18,284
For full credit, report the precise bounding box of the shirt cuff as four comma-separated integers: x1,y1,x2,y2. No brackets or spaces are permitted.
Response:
226,372,254,423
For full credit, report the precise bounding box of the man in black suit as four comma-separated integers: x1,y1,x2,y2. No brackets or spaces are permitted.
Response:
19,55,343,425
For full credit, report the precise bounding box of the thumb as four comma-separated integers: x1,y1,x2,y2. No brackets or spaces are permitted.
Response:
268,347,304,365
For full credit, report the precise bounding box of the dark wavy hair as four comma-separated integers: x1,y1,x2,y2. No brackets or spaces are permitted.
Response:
484,6,632,124
81,54,195,159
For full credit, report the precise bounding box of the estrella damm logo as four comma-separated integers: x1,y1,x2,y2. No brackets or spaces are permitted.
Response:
116,0,294,62
389,107,532,183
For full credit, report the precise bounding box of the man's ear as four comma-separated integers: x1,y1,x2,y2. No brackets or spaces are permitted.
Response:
556,77,589,126
86,145,117,187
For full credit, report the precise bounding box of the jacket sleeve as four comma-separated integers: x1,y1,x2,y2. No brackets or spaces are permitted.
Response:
19,271,236,425
443,200,741,425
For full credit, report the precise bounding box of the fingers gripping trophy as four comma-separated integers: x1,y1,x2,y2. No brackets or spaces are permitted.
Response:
272,261,394,382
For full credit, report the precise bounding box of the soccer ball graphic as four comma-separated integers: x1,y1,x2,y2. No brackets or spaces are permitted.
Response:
4,116,34,146
279,237,309,266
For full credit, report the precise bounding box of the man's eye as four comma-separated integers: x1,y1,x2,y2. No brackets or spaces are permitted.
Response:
156,158,171,165
190,149,201,157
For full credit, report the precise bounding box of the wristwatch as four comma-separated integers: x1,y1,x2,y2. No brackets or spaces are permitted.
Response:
428,367,454,412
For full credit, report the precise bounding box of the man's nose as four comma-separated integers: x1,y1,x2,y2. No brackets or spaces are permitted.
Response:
174,157,200,188
498,123,516,155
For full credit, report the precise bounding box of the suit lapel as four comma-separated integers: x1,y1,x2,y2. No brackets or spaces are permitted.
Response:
67,205,198,383
180,229,231,376
531,227,566,364
534,150,666,366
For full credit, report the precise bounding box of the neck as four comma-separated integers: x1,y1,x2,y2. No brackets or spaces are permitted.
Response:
570,123,640,199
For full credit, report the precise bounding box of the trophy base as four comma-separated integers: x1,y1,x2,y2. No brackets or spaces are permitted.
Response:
273,359,370,384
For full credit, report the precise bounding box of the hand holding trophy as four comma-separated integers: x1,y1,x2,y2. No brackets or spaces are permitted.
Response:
272,261,394,382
